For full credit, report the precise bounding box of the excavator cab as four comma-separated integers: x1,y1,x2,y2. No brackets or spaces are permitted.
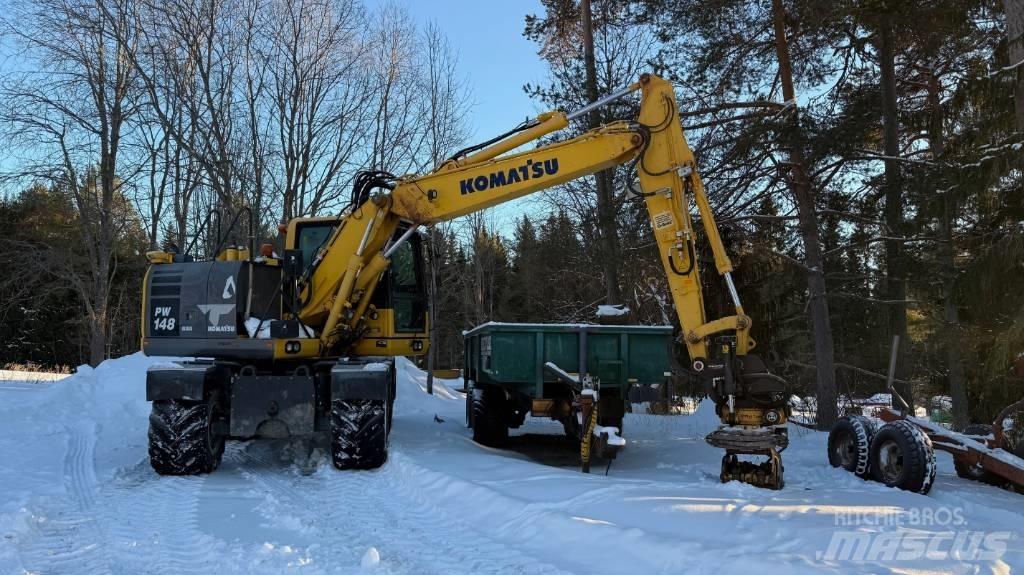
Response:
350,228,429,356
284,215,432,354
283,218,429,357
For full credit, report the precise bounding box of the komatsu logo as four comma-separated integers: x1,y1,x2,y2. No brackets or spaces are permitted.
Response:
197,303,236,332
460,158,559,195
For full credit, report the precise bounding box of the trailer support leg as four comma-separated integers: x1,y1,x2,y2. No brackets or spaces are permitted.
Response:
580,394,597,474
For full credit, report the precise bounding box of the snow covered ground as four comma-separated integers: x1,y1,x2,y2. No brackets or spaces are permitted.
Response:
0,354,1021,574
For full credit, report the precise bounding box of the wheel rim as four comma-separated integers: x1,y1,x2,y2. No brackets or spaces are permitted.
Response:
833,433,857,468
878,440,903,483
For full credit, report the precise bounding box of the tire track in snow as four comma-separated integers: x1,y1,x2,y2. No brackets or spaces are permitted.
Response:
234,444,391,569
385,452,711,574
100,460,226,574
16,423,117,575
235,442,567,574
65,422,99,510
372,469,570,575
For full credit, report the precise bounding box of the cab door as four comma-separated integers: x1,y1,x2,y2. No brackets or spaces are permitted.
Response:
387,234,428,334
352,227,429,356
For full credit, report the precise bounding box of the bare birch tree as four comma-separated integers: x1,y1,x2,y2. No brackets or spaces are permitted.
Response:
265,0,373,220
0,0,139,366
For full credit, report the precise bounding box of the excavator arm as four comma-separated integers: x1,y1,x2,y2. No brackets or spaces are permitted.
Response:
305,74,753,367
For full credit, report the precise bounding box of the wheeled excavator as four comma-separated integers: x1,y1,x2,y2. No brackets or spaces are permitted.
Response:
142,73,790,488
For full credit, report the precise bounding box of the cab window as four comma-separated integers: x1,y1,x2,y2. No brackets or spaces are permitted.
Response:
368,229,427,333
390,238,427,332
296,223,337,271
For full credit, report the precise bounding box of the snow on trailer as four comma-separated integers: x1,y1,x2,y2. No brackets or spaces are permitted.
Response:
882,407,1024,488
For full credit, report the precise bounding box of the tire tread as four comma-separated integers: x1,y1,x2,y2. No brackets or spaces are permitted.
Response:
869,419,936,494
331,399,388,470
148,399,222,475
471,386,508,447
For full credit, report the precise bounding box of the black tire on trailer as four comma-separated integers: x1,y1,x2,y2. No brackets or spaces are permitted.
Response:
471,386,508,447
597,393,625,436
331,399,388,470
828,415,877,479
148,394,226,476
869,420,937,494
953,424,1002,485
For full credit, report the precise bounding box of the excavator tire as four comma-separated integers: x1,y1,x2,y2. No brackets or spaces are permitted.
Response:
148,395,225,475
869,420,936,494
471,386,508,447
828,415,876,479
331,399,388,470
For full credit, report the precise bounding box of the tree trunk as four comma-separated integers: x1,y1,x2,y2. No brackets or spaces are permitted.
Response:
581,0,621,305
88,302,109,367
939,203,966,427
926,69,968,429
877,19,911,409
771,0,837,430
1006,0,1024,133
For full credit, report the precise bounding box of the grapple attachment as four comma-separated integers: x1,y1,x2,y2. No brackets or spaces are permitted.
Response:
703,342,790,490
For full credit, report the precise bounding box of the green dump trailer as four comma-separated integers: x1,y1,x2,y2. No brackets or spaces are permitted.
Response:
463,322,673,467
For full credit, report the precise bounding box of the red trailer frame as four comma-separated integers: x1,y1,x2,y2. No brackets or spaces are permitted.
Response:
878,401,1024,490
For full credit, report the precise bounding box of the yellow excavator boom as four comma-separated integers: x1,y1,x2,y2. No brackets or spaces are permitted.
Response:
304,74,753,366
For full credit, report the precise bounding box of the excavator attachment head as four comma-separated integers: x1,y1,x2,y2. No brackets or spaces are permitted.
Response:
702,343,791,489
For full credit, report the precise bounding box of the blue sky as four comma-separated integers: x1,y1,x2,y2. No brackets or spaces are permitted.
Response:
374,0,549,140
367,0,554,233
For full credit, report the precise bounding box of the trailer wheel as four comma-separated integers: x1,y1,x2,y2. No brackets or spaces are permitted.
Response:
869,420,936,494
471,386,508,447
148,394,225,476
331,399,387,470
828,415,876,478
953,424,1002,485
